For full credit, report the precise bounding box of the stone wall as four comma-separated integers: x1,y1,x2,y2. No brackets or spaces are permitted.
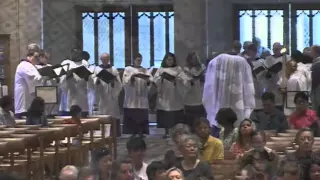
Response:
42,0,172,65
0,0,42,91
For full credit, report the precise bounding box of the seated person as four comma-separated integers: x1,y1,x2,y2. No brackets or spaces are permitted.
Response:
231,119,255,157
0,95,15,126
288,92,317,129
63,105,82,126
310,105,320,137
26,96,48,127
310,164,320,180
250,92,288,133
276,129,320,179
280,162,299,180
216,108,238,150
194,117,224,162
146,161,167,180
237,131,278,180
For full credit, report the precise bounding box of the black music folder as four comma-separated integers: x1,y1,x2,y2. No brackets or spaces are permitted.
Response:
253,66,266,76
268,62,282,74
97,69,116,84
161,72,176,82
71,66,93,80
134,73,150,80
38,64,68,78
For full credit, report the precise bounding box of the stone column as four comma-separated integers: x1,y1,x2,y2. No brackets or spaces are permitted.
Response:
207,0,233,57
173,0,206,65
18,0,42,58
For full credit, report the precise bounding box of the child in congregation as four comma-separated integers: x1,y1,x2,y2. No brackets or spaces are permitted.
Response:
63,105,83,127
146,161,167,180
26,96,48,127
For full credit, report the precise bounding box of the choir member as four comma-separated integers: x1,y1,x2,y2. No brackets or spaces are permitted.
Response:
14,43,45,118
183,52,206,128
253,37,270,58
81,51,95,114
35,50,58,116
264,42,289,111
278,60,308,116
59,49,92,117
154,52,188,138
291,50,312,93
122,53,153,137
231,40,242,55
94,53,122,132
311,45,320,110
203,53,255,130
252,58,268,111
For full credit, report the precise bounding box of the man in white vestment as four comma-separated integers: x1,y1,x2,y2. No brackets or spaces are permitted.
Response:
59,49,92,117
264,42,290,111
14,44,44,118
278,60,308,116
253,37,270,58
203,52,255,132
35,50,58,116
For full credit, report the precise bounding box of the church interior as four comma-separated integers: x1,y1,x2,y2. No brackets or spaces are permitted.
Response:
1,0,320,179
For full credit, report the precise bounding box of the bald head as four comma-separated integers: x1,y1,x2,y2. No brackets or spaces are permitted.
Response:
100,53,110,65
273,42,282,57
59,165,78,180
311,45,320,59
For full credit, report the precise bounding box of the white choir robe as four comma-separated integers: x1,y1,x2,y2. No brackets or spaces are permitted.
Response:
183,64,206,106
264,55,290,107
297,62,312,92
122,66,153,109
87,65,97,114
278,71,308,116
14,60,44,114
252,59,268,110
35,64,58,115
94,66,122,118
154,66,189,111
203,54,255,126
59,59,92,112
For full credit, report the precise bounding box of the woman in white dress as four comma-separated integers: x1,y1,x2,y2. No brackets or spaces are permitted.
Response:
122,54,153,137
183,52,206,128
154,53,188,138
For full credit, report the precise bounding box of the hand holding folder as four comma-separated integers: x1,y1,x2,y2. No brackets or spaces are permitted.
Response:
161,72,176,82
68,66,93,81
133,73,150,81
96,69,116,84
37,64,69,79
267,62,282,74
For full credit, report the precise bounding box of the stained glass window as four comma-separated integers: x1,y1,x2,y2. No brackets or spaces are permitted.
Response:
82,13,95,65
296,10,310,51
138,11,174,68
82,12,125,68
295,10,320,51
82,9,173,68
239,10,284,50
138,12,151,68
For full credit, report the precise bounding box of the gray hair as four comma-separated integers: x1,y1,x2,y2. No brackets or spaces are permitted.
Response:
177,134,200,148
59,165,78,180
166,167,185,180
170,123,191,140
27,43,40,51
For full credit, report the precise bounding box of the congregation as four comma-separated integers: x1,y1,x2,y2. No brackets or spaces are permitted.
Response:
1,37,320,180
